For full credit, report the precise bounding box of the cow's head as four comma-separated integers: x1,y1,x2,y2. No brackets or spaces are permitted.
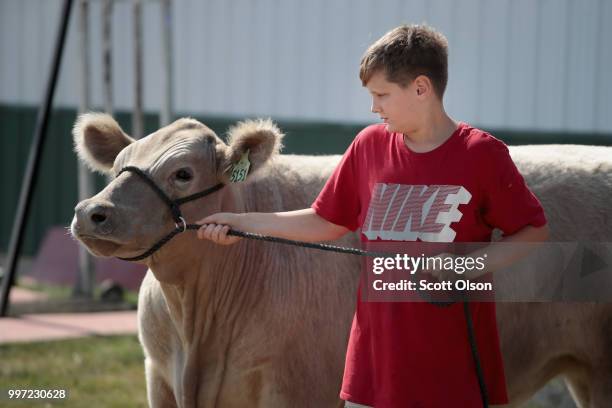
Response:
71,113,283,267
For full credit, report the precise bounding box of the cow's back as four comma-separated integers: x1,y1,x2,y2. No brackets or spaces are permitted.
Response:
239,154,343,212
511,145,612,241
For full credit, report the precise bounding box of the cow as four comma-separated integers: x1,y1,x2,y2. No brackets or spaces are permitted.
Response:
71,113,612,408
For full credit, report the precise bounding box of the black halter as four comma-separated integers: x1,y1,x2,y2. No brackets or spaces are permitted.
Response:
116,166,224,261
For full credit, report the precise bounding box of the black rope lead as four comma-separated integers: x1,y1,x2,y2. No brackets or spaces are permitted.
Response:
464,302,489,408
222,227,389,257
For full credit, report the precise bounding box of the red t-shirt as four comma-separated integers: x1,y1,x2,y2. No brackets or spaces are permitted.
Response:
312,123,546,407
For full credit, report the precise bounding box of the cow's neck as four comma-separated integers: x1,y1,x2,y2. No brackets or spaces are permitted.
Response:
152,242,257,345
148,184,257,345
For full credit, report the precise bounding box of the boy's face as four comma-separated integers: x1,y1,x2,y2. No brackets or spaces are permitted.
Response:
366,70,422,134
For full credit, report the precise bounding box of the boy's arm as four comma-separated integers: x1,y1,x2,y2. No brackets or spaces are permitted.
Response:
425,224,550,281
464,224,549,279
196,208,350,245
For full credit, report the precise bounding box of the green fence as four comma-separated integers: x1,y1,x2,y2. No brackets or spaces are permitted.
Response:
1,103,610,255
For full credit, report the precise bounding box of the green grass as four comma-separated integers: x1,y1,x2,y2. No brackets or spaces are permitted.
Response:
0,335,572,407
0,336,147,407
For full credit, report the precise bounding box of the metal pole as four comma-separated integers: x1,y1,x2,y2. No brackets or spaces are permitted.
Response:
102,0,113,116
102,0,114,186
132,0,143,139
0,0,75,317
75,0,95,298
160,0,173,126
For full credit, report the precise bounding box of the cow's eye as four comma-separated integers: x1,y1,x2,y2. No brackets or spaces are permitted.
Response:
175,168,193,182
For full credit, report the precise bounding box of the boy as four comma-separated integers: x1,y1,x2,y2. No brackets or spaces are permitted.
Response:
197,25,548,407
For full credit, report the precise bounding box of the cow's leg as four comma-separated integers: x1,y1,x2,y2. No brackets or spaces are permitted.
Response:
145,358,177,408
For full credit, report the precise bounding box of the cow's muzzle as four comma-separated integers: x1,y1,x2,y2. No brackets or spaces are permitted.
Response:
74,200,117,236
113,166,224,262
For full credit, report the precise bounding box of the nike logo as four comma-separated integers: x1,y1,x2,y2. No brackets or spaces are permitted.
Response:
362,183,472,242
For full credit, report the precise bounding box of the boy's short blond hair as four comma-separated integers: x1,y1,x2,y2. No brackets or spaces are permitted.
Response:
359,24,449,99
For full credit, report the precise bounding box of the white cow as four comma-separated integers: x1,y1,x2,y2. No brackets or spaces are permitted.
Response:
71,113,612,407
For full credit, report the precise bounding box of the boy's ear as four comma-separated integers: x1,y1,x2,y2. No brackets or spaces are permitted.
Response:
73,113,135,174
216,118,284,183
414,75,431,97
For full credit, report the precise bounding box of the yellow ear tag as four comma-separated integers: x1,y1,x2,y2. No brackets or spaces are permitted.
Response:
229,149,251,183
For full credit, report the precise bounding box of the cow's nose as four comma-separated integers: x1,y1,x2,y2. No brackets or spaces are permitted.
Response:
75,201,116,234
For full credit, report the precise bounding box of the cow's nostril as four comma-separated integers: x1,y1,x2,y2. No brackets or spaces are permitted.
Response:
81,203,114,232
91,213,107,225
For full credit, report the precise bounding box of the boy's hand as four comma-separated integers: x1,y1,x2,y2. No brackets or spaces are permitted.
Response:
196,213,242,245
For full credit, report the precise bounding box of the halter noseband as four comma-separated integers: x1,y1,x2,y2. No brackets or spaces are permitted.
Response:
116,166,224,261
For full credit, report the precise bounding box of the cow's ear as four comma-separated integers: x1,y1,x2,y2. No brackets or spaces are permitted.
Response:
73,113,135,174
218,118,284,182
